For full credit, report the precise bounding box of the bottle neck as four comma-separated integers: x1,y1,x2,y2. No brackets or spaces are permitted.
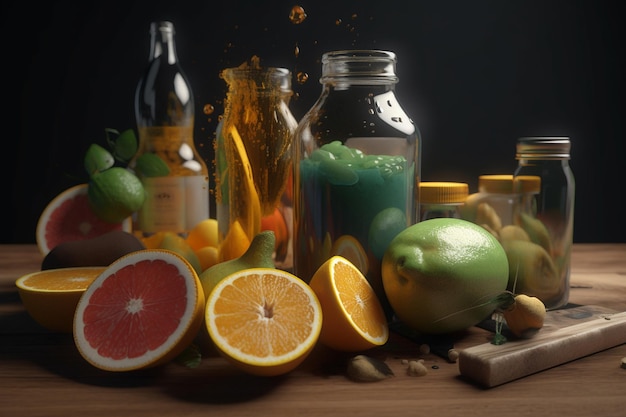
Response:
149,21,178,64
320,50,399,89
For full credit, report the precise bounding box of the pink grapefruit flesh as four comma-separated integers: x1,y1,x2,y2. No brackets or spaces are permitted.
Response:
36,184,131,256
73,249,205,371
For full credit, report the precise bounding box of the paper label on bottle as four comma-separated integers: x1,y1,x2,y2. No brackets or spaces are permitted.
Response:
138,175,209,234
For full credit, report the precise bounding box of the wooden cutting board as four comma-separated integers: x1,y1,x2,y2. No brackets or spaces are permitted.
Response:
458,305,626,388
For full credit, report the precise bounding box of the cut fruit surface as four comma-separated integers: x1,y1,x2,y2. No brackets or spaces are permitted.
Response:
205,268,322,376
36,184,131,256
16,267,106,333
309,256,389,352
330,234,369,276
73,249,205,372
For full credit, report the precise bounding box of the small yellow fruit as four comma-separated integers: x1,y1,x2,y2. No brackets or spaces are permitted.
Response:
140,232,202,275
186,218,219,252
503,294,546,338
218,219,252,263
498,225,530,243
195,246,219,271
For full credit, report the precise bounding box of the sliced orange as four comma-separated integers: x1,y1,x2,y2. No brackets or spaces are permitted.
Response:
16,267,106,333
205,268,322,376
309,256,389,352
73,249,205,371
330,234,369,275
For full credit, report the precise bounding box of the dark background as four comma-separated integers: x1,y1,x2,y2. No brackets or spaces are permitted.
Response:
7,0,625,243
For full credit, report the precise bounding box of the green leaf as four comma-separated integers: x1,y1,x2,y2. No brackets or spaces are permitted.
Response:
104,128,138,165
174,343,202,369
104,128,120,150
84,143,115,176
113,129,139,163
135,153,171,177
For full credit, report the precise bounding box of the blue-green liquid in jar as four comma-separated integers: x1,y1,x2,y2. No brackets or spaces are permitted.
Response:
296,140,414,301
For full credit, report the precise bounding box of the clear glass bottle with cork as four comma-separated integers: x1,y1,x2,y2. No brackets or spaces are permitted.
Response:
292,50,420,316
513,137,575,310
132,21,210,238
419,182,468,221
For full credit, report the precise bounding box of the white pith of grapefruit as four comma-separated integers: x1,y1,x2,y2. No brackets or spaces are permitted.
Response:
36,184,132,256
73,249,205,372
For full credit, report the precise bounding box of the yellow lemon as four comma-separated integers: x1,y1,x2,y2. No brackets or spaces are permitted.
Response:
186,218,219,251
218,219,252,263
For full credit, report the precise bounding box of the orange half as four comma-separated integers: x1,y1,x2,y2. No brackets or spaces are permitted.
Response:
16,267,106,333
205,267,322,376
309,256,389,352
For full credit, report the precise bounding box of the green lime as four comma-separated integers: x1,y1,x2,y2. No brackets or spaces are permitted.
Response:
382,218,509,334
88,167,146,223
368,207,407,259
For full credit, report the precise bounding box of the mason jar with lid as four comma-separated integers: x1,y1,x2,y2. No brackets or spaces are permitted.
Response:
512,137,575,310
292,50,420,316
460,174,541,232
419,182,468,221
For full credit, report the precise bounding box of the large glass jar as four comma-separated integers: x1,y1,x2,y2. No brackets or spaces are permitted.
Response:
513,137,575,310
215,58,298,269
293,50,420,316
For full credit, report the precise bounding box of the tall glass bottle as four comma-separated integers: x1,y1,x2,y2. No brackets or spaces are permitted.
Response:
293,50,420,315
513,137,575,310
215,58,298,268
132,21,209,237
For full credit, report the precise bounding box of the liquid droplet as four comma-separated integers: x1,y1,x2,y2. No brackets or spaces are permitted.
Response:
203,104,215,115
296,72,309,84
289,5,307,24
335,18,342,26
294,44,300,58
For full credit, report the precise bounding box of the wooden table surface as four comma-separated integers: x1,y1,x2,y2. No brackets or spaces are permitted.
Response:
1,243,625,417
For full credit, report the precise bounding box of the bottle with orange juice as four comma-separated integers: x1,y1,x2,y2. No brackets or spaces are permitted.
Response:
215,57,298,269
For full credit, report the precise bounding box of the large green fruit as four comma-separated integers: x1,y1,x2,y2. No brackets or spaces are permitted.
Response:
382,218,509,334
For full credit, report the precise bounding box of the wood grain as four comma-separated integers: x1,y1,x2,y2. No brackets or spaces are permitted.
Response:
1,243,625,417
459,306,626,387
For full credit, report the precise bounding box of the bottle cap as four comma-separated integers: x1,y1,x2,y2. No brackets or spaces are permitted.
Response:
478,175,541,194
516,137,571,160
321,50,398,84
514,175,541,193
420,182,469,204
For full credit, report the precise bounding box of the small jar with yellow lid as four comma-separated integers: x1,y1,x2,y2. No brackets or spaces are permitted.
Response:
460,174,541,233
419,182,469,221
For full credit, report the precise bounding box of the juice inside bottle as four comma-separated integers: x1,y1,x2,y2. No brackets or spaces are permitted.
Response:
215,57,297,268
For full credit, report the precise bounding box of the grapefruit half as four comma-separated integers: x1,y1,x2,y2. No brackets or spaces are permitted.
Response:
73,249,205,371
36,184,132,256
